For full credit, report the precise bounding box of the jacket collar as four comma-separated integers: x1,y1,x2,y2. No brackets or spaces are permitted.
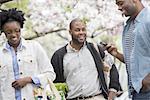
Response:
2,38,27,52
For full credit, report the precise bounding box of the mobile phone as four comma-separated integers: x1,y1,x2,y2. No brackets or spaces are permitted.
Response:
100,42,111,50
100,42,107,46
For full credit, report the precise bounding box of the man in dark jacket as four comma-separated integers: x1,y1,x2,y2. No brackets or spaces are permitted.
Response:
51,18,122,100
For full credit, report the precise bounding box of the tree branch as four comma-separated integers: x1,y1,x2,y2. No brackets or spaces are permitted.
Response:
91,22,123,38
0,0,13,4
57,33,69,41
26,28,67,40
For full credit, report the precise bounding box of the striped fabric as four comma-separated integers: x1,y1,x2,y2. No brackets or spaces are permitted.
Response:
124,20,135,97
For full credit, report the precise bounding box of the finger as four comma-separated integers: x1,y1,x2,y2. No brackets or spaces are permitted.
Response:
12,82,19,88
12,81,17,87
12,81,21,89
105,45,112,51
12,84,21,89
106,45,111,50
107,46,114,53
12,80,17,85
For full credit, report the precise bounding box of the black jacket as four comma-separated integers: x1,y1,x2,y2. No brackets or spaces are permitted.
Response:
51,42,122,99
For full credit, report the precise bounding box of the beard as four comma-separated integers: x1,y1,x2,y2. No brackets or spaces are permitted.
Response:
71,35,86,45
122,5,137,18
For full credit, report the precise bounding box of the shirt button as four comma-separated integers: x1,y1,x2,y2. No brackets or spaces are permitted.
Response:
20,72,23,75
30,60,32,63
0,65,1,68
18,59,21,62
23,98,26,100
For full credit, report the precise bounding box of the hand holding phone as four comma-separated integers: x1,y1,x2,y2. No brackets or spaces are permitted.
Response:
100,42,111,50
100,42,107,46
100,42,118,56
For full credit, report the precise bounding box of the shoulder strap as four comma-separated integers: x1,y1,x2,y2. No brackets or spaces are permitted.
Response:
93,43,105,59
87,42,108,98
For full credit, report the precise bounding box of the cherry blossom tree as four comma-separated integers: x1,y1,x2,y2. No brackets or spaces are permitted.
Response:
28,0,124,38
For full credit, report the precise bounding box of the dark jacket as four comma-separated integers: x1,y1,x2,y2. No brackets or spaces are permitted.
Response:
51,42,122,99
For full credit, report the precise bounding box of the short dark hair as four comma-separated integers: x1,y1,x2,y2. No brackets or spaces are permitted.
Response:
0,8,25,31
69,18,86,30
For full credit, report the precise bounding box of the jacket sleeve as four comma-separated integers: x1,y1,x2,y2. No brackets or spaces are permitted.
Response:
51,50,66,83
109,64,122,91
34,41,56,87
98,45,122,91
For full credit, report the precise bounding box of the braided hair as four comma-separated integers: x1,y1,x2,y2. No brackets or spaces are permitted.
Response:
0,8,25,32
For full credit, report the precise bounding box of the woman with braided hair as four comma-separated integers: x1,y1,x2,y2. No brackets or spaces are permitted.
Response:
0,8,56,100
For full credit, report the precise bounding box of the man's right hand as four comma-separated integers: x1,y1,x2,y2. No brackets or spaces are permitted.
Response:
141,73,150,92
106,45,118,57
105,45,125,63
